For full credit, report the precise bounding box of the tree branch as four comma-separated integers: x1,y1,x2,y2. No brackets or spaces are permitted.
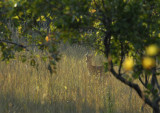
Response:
151,66,160,94
154,97,160,105
0,39,43,51
109,61,153,108
139,74,146,87
118,41,124,75
0,39,29,51
93,0,110,27
145,72,148,86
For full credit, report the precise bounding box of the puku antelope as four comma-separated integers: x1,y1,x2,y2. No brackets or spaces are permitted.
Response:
85,53,105,76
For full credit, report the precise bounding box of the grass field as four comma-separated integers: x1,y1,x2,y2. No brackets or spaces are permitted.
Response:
0,44,152,113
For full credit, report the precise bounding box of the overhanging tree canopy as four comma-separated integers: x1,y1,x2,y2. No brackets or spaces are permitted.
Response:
0,0,160,112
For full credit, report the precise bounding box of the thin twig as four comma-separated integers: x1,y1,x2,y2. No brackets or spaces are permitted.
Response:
139,75,145,87
0,39,43,51
0,39,29,50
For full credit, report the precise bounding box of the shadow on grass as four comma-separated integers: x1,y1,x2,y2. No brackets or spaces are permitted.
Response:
0,93,99,113
0,89,151,113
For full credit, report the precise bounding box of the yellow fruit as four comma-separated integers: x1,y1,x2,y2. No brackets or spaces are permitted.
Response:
146,44,159,56
64,86,67,90
158,33,160,38
123,57,134,71
90,9,96,13
142,57,155,69
45,36,49,42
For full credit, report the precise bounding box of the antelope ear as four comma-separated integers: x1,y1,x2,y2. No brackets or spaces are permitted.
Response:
85,52,88,57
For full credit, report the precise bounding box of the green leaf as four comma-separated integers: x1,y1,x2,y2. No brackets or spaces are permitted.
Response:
147,84,152,90
30,59,36,66
104,62,108,72
21,55,27,63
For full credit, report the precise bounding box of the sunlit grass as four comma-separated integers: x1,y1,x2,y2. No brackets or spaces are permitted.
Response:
0,44,151,113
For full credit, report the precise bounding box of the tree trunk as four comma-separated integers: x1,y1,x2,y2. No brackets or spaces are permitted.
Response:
153,105,159,113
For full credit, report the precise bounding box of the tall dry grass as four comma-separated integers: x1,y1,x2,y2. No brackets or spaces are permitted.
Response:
0,44,152,113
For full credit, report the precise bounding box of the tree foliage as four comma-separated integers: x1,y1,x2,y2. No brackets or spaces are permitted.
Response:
0,0,160,112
